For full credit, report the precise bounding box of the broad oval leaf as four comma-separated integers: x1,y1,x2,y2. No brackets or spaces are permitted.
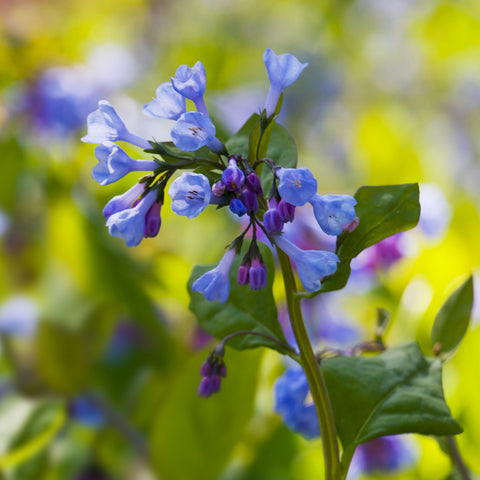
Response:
431,276,474,355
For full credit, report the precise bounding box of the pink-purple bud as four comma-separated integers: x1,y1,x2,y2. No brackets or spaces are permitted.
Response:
249,258,267,290
198,377,214,397
212,180,226,197
245,172,262,193
222,158,245,192
144,201,162,238
210,375,221,393
277,200,295,223
240,190,259,214
200,359,213,377
343,216,360,233
219,363,227,378
263,209,284,236
237,264,250,285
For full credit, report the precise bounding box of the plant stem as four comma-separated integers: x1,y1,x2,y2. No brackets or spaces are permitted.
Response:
277,248,341,480
445,436,471,480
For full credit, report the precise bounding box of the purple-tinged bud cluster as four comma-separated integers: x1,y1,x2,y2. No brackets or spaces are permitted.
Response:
237,256,267,291
198,352,227,397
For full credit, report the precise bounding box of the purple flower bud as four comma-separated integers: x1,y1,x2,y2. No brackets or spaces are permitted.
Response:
237,264,250,285
200,359,213,377
229,198,247,217
264,209,284,236
198,377,214,397
219,363,227,378
144,201,162,238
212,180,226,197
222,158,245,192
245,172,262,193
249,258,267,290
240,190,259,214
210,375,221,393
277,200,295,223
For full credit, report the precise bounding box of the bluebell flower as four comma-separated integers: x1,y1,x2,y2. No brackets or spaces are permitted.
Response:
274,367,320,439
106,190,157,247
229,198,247,217
192,249,236,303
222,158,245,192
274,235,339,292
263,48,308,116
310,194,357,236
92,142,157,186
168,172,211,219
0,296,38,338
0,209,9,237
143,82,186,120
102,182,146,220
81,100,150,149
277,167,317,206
171,61,208,115
68,396,105,427
170,112,223,152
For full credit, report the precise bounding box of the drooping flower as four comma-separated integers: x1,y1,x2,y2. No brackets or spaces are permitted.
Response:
249,258,267,290
263,48,308,116
198,351,227,397
274,235,339,292
168,172,211,219
143,82,186,120
192,249,236,303
102,182,146,220
106,190,158,247
171,61,208,115
92,142,157,186
277,167,317,206
170,112,223,152
81,100,150,149
310,193,357,236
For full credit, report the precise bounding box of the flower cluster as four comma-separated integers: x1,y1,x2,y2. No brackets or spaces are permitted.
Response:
198,347,227,397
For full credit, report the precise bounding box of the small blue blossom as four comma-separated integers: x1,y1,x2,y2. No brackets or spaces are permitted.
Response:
277,167,318,207
274,235,339,292
263,48,308,116
106,190,157,247
171,112,223,152
102,182,145,220
192,249,236,303
0,296,39,338
168,172,211,219
171,61,208,114
92,142,157,186
81,100,150,149
229,198,247,217
68,396,105,427
143,82,186,121
310,194,357,236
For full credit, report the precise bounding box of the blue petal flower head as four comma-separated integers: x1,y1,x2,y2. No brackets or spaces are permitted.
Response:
168,172,211,219
192,249,236,303
171,112,223,152
81,100,150,149
106,190,157,247
143,82,186,121
0,296,39,338
171,61,207,104
277,167,318,206
274,235,339,292
263,48,308,116
229,198,247,217
222,158,245,192
92,141,157,186
103,182,146,220
310,193,357,236
274,367,320,439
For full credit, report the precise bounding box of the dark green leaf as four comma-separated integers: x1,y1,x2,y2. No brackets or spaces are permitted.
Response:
225,114,258,158
322,342,462,451
431,276,474,355
188,243,290,354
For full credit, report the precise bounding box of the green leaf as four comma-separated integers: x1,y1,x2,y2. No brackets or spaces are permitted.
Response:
225,114,258,158
322,342,462,451
431,276,474,355
188,243,290,354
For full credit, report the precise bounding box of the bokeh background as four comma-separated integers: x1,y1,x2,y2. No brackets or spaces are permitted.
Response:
1,0,480,478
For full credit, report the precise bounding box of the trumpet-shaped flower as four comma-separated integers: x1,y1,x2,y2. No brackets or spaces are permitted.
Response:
102,182,146,220
263,48,308,116
92,142,157,185
192,249,236,303
171,112,223,152
168,172,211,219
277,167,317,206
81,100,150,149
171,61,208,114
274,235,339,292
310,194,357,236
143,82,186,120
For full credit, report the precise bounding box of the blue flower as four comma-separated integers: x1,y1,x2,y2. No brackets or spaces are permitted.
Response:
92,142,157,186
81,100,150,149
106,190,157,247
0,296,38,338
102,182,146,220
310,194,357,236
192,249,236,303
263,48,308,116
168,172,211,219
171,61,208,114
229,198,247,217
274,367,320,439
274,235,339,292
143,82,186,120
68,396,105,427
170,112,223,152
277,167,318,206
263,209,284,236
221,158,245,192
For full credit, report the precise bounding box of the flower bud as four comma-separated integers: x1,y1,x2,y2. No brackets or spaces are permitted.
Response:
263,209,284,236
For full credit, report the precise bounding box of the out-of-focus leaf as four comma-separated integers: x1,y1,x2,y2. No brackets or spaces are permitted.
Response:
431,276,474,355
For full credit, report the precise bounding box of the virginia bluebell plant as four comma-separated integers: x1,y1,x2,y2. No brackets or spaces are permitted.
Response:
83,48,474,480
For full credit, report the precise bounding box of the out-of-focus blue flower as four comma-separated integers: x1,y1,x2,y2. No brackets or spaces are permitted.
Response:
68,396,105,428
0,296,39,338
263,48,308,116
170,112,223,152
310,194,357,236
168,172,211,219
198,354,227,398
222,158,245,192
92,142,157,186
418,183,451,240
274,367,320,439
0,209,9,237
277,167,317,206
171,62,208,114
143,82,186,121
192,249,236,303
81,100,150,149
229,198,247,217
106,190,157,247
274,235,339,292
102,182,146,220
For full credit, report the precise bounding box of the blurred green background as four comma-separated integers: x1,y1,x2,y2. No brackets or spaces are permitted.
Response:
1,0,480,478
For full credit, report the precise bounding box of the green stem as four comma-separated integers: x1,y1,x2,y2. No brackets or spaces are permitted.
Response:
277,248,341,480
445,436,471,480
